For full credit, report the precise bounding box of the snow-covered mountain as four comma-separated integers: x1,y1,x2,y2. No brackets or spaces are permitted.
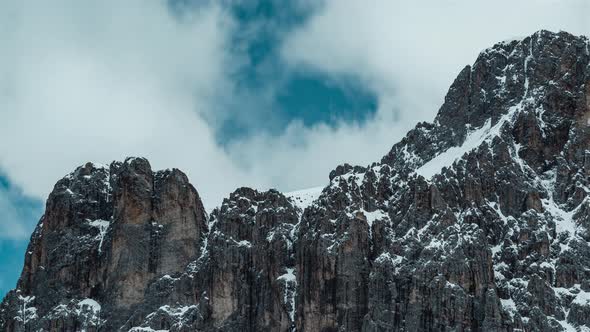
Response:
1,30,590,331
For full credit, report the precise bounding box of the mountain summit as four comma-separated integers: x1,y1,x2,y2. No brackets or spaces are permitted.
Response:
1,30,590,331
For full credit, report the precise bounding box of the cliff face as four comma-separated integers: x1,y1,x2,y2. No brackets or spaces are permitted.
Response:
0,159,208,331
1,30,590,332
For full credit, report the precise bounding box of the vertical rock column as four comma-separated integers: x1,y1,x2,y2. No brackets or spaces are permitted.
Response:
106,157,207,309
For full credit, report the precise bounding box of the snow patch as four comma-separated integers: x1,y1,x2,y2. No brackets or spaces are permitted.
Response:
88,219,110,253
277,268,296,283
500,298,517,318
375,252,404,270
573,290,590,306
157,305,195,318
129,327,169,332
285,186,323,211
15,294,37,326
351,209,388,239
415,119,493,178
77,299,101,313
362,209,388,228
235,240,252,248
277,268,297,325
74,298,103,331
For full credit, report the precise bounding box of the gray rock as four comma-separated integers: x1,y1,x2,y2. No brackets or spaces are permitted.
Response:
1,30,589,332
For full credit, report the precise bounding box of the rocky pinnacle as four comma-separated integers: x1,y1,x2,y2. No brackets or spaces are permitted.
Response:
1,30,590,332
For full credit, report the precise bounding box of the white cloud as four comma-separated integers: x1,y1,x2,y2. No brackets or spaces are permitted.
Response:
230,0,588,192
227,96,406,192
282,0,590,121
0,0,253,210
0,0,588,221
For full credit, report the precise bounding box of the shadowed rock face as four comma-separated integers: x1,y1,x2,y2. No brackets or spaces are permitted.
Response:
1,30,590,332
0,158,208,331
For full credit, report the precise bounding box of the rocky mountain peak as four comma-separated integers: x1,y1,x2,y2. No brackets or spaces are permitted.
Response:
1,157,208,330
2,30,590,331
381,30,589,175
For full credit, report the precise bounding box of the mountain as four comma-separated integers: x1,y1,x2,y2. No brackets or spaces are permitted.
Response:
1,30,589,332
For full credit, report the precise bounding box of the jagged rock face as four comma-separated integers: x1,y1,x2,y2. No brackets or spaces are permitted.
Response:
205,188,298,330
0,158,207,331
1,30,590,332
295,30,590,331
106,159,207,311
117,187,300,332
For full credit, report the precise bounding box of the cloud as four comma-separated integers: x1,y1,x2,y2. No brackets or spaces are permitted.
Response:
226,0,589,191
282,0,590,121
0,0,588,219
226,97,404,192
0,0,253,209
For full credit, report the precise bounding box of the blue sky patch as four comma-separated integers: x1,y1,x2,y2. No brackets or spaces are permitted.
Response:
214,0,378,143
0,173,43,298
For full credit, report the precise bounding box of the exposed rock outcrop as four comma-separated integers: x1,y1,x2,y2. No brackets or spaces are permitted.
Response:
1,30,589,332
0,158,207,331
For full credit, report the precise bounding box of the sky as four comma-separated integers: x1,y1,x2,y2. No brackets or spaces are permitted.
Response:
1,0,589,297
